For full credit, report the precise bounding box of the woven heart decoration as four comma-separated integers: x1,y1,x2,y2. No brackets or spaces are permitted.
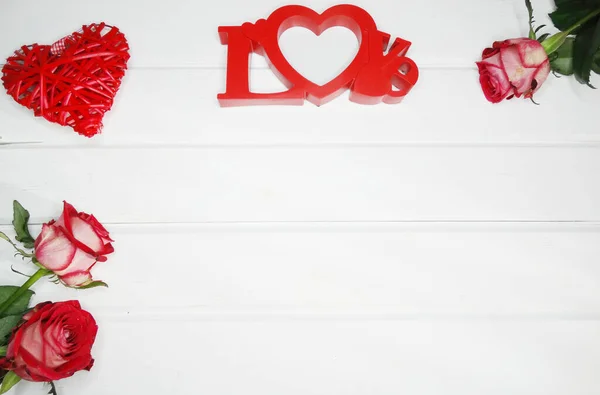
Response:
1,23,129,137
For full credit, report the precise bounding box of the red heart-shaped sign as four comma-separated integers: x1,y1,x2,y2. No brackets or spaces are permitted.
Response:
1,23,129,137
250,5,378,106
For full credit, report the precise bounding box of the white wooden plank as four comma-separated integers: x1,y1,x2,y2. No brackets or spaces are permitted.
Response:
1,69,599,145
2,223,600,316
0,0,518,68
1,147,599,223
14,319,600,395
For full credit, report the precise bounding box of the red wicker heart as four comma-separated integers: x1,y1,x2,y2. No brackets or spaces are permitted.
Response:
1,23,130,137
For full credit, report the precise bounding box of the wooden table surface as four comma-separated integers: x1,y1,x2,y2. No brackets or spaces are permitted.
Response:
1,0,600,393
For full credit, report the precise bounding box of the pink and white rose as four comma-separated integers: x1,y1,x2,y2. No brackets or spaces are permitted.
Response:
476,38,551,103
34,201,114,287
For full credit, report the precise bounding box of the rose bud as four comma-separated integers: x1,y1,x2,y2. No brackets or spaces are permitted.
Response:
34,201,114,288
476,38,550,103
0,301,98,382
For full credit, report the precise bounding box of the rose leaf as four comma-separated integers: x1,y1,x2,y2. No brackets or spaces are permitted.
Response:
12,201,35,249
551,36,575,75
573,17,600,85
0,316,21,346
549,1,598,32
0,287,33,317
592,48,600,73
0,372,21,394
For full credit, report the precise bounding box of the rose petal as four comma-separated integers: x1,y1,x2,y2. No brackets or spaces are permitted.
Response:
44,345,67,369
500,38,531,47
54,249,96,278
70,216,104,253
500,46,537,95
19,321,44,362
476,58,511,103
35,225,76,272
80,213,113,241
532,60,551,93
516,40,548,68
54,202,75,232
18,346,64,381
59,271,93,287
482,47,499,60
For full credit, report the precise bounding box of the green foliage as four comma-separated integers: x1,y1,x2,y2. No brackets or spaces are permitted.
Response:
550,6,596,32
538,32,552,42
593,48,600,72
573,17,600,84
0,316,21,346
526,0,537,38
0,287,33,317
77,281,108,290
11,201,34,249
547,0,600,85
526,0,550,41
551,37,575,74
0,372,21,394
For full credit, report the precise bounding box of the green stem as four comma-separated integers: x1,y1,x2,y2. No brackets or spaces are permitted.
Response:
0,346,6,357
525,0,537,39
543,8,600,54
0,269,50,316
0,232,34,258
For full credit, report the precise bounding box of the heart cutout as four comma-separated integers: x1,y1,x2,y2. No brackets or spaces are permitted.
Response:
279,26,359,86
1,23,130,137
252,5,378,106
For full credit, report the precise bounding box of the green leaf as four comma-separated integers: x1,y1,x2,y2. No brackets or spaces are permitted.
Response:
538,33,552,42
553,0,599,6
573,16,600,84
0,316,21,346
0,372,21,394
551,36,575,74
549,1,599,32
77,281,108,290
554,0,600,9
11,201,34,249
0,287,33,317
592,48,600,72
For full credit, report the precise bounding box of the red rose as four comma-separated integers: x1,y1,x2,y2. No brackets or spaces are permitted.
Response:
34,201,114,287
0,301,98,382
476,38,550,103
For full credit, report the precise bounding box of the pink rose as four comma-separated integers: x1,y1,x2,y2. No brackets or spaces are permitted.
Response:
34,202,114,287
0,301,98,382
476,38,550,103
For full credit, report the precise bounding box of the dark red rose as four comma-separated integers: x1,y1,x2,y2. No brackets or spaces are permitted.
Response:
0,301,98,382
476,38,550,103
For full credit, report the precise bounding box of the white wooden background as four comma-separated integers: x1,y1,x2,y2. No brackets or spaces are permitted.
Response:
1,0,600,393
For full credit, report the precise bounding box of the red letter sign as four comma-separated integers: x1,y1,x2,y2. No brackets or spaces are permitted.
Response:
218,5,419,107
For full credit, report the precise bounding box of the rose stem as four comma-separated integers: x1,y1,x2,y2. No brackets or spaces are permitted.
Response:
542,8,600,55
0,269,51,316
